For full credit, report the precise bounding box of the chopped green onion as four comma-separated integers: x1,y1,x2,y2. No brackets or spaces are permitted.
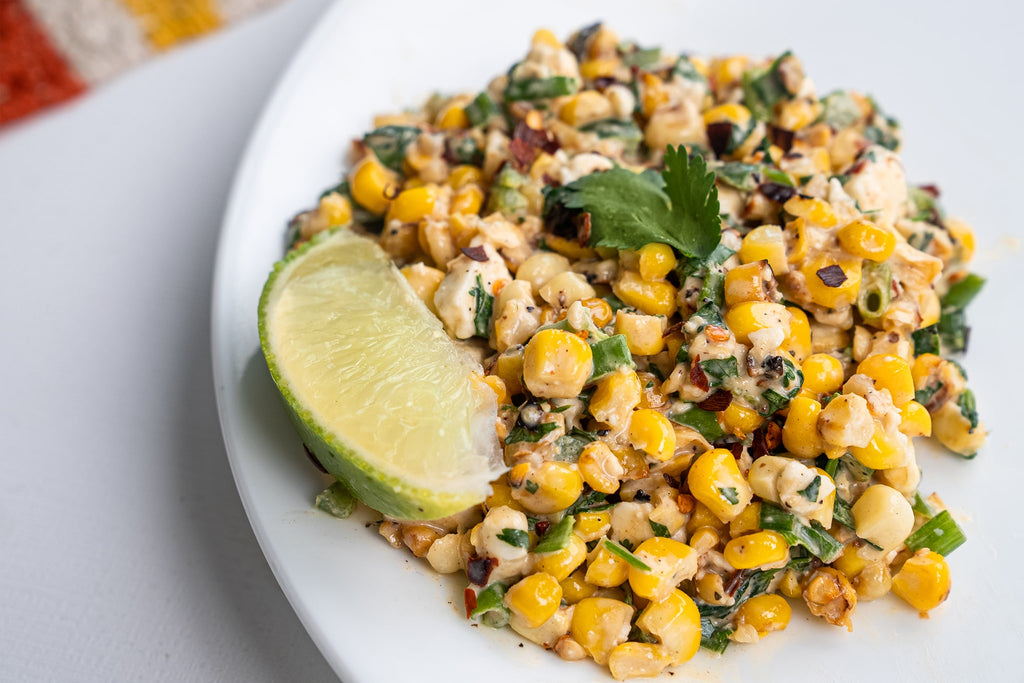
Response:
832,496,855,530
904,510,966,556
535,516,575,553
505,76,579,101
700,618,733,654
315,482,356,519
603,539,651,571
857,261,892,321
362,125,421,173
941,273,985,311
912,325,940,356
589,334,635,381
464,92,498,127
470,583,511,628
759,503,843,562
912,492,935,518
565,490,610,515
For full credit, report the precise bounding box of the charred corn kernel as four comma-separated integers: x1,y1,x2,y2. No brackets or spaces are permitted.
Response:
579,442,624,494
724,260,775,306
386,185,438,224
778,569,803,599
946,218,976,262
570,598,634,666
739,225,789,274
495,347,525,396
400,263,445,313
514,461,584,514
686,448,753,523
636,590,702,665
685,501,727,534
614,311,666,355
833,544,868,580
723,301,792,346
523,329,593,399
448,164,483,189
585,544,630,587
837,219,896,262
436,105,469,130
696,573,728,604
703,103,752,128
932,400,986,456
613,270,677,316
724,530,788,569
351,155,397,215
734,594,791,637
713,55,748,86
801,353,844,396
560,569,598,603
505,572,563,628
629,409,676,461
575,510,612,542
801,253,862,309
449,184,484,216
899,400,932,437
782,396,824,458
318,192,353,226
580,57,620,80
781,306,811,363
531,27,561,47
580,297,613,327
535,534,588,582
776,98,818,131
613,446,650,481
590,368,642,429
628,537,698,602
608,642,670,680
857,354,915,407
508,462,531,487
852,484,915,554
558,90,613,126
785,217,811,263
849,426,905,470
637,243,677,281
892,549,951,613
722,402,764,436
481,375,508,405
729,501,762,537
783,196,837,228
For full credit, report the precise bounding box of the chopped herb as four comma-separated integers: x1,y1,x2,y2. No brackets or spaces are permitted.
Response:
864,124,900,151
649,520,671,538
700,619,734,654
315,482,356,519
742,51,792,121
690,299,725,330
497,528,530,548
942,273,985,311
823,457,840,480
699,269,726,309
798,476,822,502
505,75,579,101
550,404,572,413
937,308,968,353
590,335,636,381
912,492,935,518
670,407,726,441
912,325,940,356
469,274,494,338
673,56,708,85
535,516,575,553
363,126,421,174
956,389,979,430
469,583,510,628
603,539,651,571
699,357,739,387
554,428,597,463
914,382,943,407
464,92,498,127
905,510,966,556
759,503,843,562
604,293,628,312
718,487,740,505
621,46,661,68
578,119,644,154
760,388,791,416
628,624,659,644
817,90,862,129
505,420,558,445
566,490,610,515
525,480,539,494
832,495,855,530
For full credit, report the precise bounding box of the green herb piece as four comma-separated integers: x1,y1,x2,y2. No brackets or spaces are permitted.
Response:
673,56,708,85
942,273,985,311
566,490,610,515
497,528,530,548
315,482,356,519
700,619,733,654
908,185,946,223
535,516,575,553
711,162,762,192
905,510,966,556
759,503,843,562
468,274,494,339
589,335,636,381
760,388,790,416
578,119,644,154
449,136,482,166
621,46,661,68
817,90,862,129
838,453,873,482
832,496,855,530
937,308,968,353
718,487,739,505
554,428,596,463
505,75,579,101
487,165,529,219
823,457,840,479
649,520,671,538
915,382,943,407
699,357,739,387
603,539,651,571
604,293,628,312
628,624,659,644
912,325,940,356
506,421,558,445
864,124,900,151
556,145,721,258
798,476,822,502
858,261,892,321
464,92,498,127
363,126,421,174
956,389,979,430
912,492,935,518
525,480,539,494
741,51,792,121
470,583,511,628
670,407,726,442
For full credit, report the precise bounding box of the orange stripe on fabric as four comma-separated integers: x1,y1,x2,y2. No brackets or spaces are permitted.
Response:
118,0,222,51
0,0,86,125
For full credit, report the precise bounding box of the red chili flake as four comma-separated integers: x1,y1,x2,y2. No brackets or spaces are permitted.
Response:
593,76,618,90
461,245,489,262
698,390,733,412
662,321,684,338
706,122,734,158
752,421,783,458
816,264,848,287
725,570,747,597
726,442,743,458
690,357,710,392
918,184,941,198
846,158,867,175
577,212,592,245
509,137,536,172
514,120,560,154
466,556,498,585
705,325,730,342
464,588,478,618
759,182,798,203
768,125,795,152
535,520,551,536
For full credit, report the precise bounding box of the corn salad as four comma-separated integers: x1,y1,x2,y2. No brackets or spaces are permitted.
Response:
291,24,985,680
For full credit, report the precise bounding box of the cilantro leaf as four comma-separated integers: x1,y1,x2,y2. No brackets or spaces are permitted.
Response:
661,146,722,259
496,528,530,548
469,274,493,338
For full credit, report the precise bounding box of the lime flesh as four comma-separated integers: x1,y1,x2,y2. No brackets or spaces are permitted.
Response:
258,228,503,520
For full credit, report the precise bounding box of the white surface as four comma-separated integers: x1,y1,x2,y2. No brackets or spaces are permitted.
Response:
0,1,338,681
212,1,1024,682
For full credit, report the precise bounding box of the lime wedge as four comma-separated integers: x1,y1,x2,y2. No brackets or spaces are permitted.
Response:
258,228,503,520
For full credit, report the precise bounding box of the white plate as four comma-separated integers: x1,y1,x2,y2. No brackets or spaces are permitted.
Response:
212,1,1023,680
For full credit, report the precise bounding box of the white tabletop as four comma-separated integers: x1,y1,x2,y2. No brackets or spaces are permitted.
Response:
0,1,338,680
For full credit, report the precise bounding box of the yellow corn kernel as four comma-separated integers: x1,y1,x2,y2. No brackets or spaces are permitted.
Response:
781,306,811,363
899,400,932,437
738,225,789,275
785,216,811,263
522,328,594,399
578,442,624,494
580,297,614,327
723,301,792,346
534,534,588,582
722,402,764,437
504,572,563,628
386,185,438,224
560,569,598,604
911,353,943,390
685,448,753,523
480,374,508,405
703,103,752,128
608,642,671,680
400,263,445,314
495,347,525,396
558,90,613,126
857,354,915,407
729,501,762,537
724,530,789,570
892,549,951,614
612,270,677,316
931,400,986,457
800,253,862,309
628,537,698,602
635,590,702,665
832,544,868,580
853,561,892,601
485,478,526,513
837,219,896,262
614,311,666,355
570,598,634,666
318,192,353,226
350,155,397,215
436,105,469,130
637,243,678,281
778,569,803,599
449,184,484,216
585,544,630,587
589,368,643,429
776,98,818,131
783,196,837,228
543,234,598,261
685,501,727,535
696,573,727,604
448,164,483,189
580,57,620,80
640,72,669,118
513,461,584,514
946,218,976,262
575,510,612,542
628,409,676,462
848,426,904,470
782,396,824,458
801,353,844,396
724,260,775,307
531,27,562,48
687,526,720,554
734,594,791,638
917,290,941,329
713,55,748,87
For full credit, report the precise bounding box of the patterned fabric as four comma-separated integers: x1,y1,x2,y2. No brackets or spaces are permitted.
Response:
0,0,283,126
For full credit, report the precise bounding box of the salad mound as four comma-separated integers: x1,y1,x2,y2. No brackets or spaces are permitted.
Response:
275,23,985,680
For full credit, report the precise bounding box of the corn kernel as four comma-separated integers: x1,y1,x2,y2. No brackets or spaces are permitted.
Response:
608,642,670,680
628,409,676,461
739,225,789,275
635,589,702,665
946,218,976,262
832,544,868,580
783,196,837,228
495,346,525,396
504,572,562,628
579,442,624,494
531,28,562,48
481,374,508,405
350,155,397,215
580,57,620,80
575,510,612,542
513,461,584,514
614,310,666,355
523,328,593,399
777,98,818,131
436,105,469,130
723,301,792,346
585,544,630,587
318,192,353,226
899,400,932,437
685,501,727,535
558,90,613,126
724,260,775,307
640,72,669,118
781,306,811,363
800,253,862,309
724,530,788,569
580,297,614,327
734,594,791,637
590,368,643,429
570,598,634,665
400,263,445,314
485,478,526,513
448,164,483,189
713,55,748,87
722,402,764,436
931,400,986,457
686,448,753,523
560,569,598,603
892,549,951,613
857,354,915,407
848,426,905,470
729,501,762,537
778,569,802,599
703,103,752,128
612,270,677,316
386,185,438,224
534,534,588,582
637,243,678,281
628,537,698,602
801,353,844,396
837,219,896,262
782,396,824,458
449,184,484,216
